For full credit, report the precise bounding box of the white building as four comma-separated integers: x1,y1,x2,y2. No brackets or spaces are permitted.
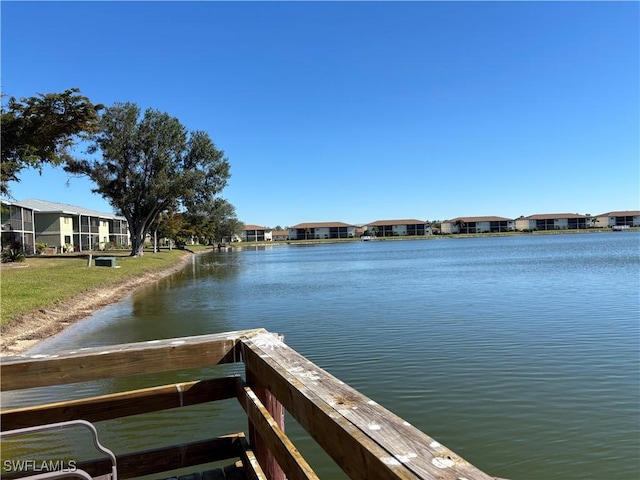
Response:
441,216,515,234
2,199,129,252
289,222,356,240
514,214,589,231
592,211,640,228
364,219,430,237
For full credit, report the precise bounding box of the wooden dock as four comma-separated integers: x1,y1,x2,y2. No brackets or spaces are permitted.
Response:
1,329,507,480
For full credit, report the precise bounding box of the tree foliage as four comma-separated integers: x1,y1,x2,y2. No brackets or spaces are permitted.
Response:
66,103,230,256
1,88,102,196
453,219,466,233
154,199,243,246
155,209,186,246
203,197,243,243
182,198,243,244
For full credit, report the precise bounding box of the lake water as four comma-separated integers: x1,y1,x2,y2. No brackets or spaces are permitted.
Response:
3,232,639,479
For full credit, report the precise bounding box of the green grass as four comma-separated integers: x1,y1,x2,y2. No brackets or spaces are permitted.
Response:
0,250,189,326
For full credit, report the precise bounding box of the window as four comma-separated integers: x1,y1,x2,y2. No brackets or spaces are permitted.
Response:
10,206,22,230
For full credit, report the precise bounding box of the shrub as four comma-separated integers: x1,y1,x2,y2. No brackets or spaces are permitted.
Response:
2,244,26,263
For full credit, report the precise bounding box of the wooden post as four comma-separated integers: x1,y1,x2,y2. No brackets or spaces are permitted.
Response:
242,332,498,480
245,332,286,480
246,368,285,480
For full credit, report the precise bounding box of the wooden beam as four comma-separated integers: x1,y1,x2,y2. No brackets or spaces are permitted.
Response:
0,329,265,391
1,435,244,480
1,376,239,431
236,435,269,480
246,366,286,480
241,332,495,480
215,462,256,480
242,334,414,480
236,382,319,480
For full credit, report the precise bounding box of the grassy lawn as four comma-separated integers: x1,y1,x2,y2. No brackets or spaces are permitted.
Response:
0,249,189,327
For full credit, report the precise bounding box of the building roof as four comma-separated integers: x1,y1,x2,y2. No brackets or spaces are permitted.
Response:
596,210,640,217
522,213,589,220
272,230,289,237
367,219,427,226
290,222,355,229
12,199,124,220
444,216,513,223
242,224,268,231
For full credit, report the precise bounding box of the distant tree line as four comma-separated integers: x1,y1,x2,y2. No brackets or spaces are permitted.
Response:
1,89,243,256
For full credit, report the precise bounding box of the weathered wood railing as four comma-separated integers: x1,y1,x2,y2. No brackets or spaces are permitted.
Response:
1,329,502,480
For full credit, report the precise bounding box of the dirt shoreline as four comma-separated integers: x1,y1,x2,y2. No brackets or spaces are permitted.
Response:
0,251,194,357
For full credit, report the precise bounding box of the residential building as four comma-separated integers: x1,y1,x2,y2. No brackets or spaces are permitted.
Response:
8,199,129,252
365,219,430,237
1,200,36,254
515,213,589,231
108,218,130,246
289,222,356,240
441,216,515,234
271,230,290,241
592,211,640,228
241,225,272,242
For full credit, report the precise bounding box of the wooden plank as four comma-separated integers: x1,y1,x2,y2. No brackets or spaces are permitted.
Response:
1,376,239,431
236,382,319,480
144,463,251,480
0,329,265,391
242,334,417,480
244,331,285,479
246,368,286,480
242,332,495,480
80,434,243,479
208,462,252,480
1,435,243,480
222,461,254,480
236,435,269,480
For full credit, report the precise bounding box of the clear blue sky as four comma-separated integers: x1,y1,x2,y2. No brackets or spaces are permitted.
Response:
2,1,638,227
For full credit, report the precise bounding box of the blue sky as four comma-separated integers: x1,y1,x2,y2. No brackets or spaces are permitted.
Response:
2,1,638,227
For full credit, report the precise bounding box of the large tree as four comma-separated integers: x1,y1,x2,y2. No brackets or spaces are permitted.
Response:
204,198,243,244
66,103,230,256
182,198,242,245
1,88,102,196
154,209,186,249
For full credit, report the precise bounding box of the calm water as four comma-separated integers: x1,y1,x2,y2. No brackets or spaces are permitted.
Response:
3,232,639,479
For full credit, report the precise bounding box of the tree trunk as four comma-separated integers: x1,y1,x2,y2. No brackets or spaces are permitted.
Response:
153,227,158,253
129,226,146,256
128,212,160,257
